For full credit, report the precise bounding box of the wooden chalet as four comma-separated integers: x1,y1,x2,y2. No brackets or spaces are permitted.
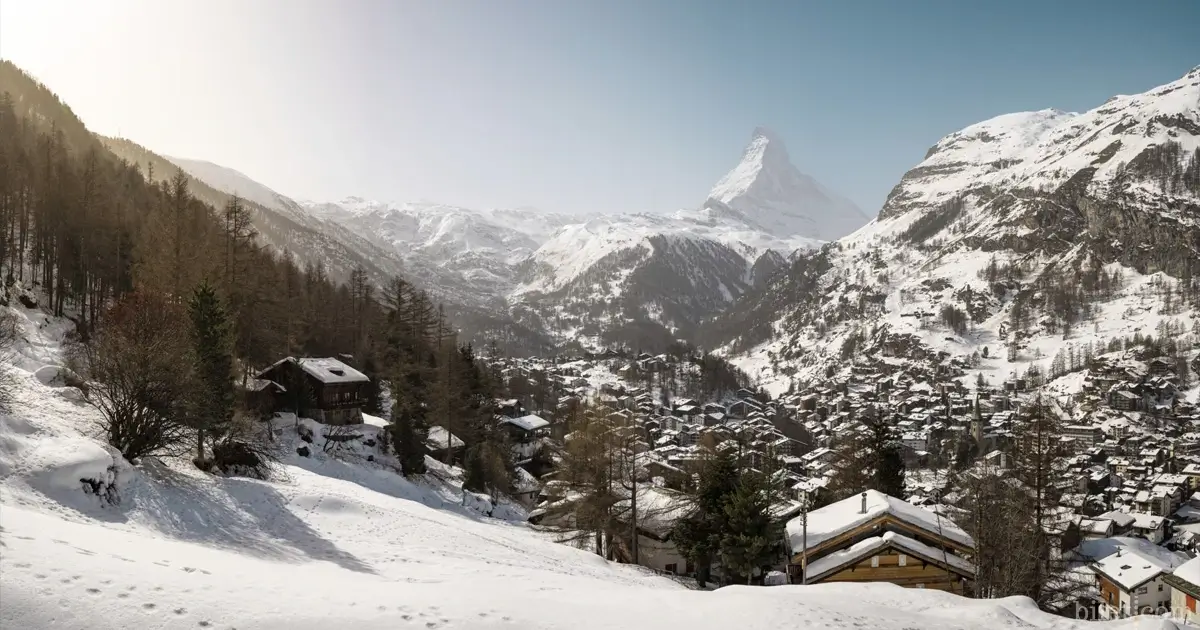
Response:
785,490,975,594
256,357,370,425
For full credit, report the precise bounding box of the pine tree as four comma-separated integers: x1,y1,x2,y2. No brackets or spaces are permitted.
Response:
187,281,234,466
389,359,429,476
671,447,740,587
720,471,783,584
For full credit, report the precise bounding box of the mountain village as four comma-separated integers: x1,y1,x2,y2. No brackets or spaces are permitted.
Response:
1,51,1199,630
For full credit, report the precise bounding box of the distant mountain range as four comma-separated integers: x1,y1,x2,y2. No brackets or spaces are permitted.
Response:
157,127,868,353
120,65,1200,400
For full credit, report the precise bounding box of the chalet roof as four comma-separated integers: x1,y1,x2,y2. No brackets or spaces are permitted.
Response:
259,357,369,384
245,378,286,393
786,490,974,554
503,414,550,432
804,530,975,583
426,426,465,450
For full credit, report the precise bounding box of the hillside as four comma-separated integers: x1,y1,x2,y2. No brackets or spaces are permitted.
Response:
2,299,1190,630
706,66,1200,396
101,136,406,287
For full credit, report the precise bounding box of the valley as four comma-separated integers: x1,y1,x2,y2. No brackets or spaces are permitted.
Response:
1,37,1199,630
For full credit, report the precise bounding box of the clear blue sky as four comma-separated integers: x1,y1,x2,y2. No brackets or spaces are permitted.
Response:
2,0,1197,215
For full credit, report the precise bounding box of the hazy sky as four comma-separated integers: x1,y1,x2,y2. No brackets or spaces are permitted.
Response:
1,1,1196,215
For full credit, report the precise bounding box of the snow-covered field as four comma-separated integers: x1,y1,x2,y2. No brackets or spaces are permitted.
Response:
1,301,1193,629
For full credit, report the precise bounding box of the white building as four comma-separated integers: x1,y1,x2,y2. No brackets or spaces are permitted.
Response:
1092,548,1177,618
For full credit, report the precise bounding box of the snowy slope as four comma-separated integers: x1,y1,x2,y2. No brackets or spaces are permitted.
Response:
167,156,300,216
713,66,1200,395
708,127,870,240
881,66,1200,219
2,302,1192,630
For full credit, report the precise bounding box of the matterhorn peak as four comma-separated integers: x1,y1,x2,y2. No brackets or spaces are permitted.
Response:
705,128,868,241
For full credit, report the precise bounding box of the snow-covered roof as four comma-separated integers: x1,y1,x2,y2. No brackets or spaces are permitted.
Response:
787,489,974,553
245,378,286,393
1173,556,1200,587
361,412,388,428
1072,537,1189,570
502,414,550,432
297,357,369,384
1096,511,1137,529
259,356,369,384
513,467,539,494
1092,548,1174,591
426,426,464,450
805,530,975,582
615,486,691,538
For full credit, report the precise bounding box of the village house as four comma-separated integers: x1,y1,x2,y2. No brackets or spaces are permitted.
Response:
1092,547,1176,618
255,357,370,425
784,490,975,593
612,486,691,575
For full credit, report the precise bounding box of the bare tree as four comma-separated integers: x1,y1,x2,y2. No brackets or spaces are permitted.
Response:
72,292,193,461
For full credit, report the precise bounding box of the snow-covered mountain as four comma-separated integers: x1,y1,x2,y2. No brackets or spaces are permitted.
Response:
502,129,861,349
708,66,1200,397
707,127,869,240
299,198,575,299
165,127,862,351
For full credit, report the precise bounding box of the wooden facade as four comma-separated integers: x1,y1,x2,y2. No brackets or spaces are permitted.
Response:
792,513,974,563
790,512,975,594
256,357,369,425
813,548,970,594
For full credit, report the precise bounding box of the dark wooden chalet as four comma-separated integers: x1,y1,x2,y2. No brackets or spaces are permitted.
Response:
256,357,370,425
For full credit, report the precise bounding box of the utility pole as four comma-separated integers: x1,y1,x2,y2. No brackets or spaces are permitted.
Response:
800,491,809,585
630,430,639,566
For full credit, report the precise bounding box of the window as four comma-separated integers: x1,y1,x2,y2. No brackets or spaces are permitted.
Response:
665,563,677,575
898,554,907,567
1158,584,1163,592
1137,586,1148,595
870,556,879,568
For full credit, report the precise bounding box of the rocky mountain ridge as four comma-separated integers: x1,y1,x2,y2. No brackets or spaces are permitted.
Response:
706,66,1200,397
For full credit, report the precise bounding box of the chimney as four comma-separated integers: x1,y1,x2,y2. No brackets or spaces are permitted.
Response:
1116,548,1122,557
860,492,868,514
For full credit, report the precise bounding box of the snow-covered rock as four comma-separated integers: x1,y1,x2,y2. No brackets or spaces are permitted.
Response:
708,126,869,240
